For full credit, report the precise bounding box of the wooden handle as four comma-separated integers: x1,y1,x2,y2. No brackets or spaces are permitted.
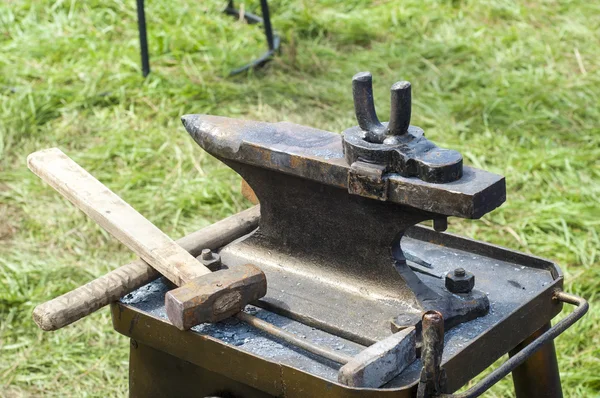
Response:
32,206,260,331
27,148,208,286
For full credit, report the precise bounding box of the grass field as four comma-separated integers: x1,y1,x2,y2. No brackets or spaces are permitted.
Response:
1,0,599,396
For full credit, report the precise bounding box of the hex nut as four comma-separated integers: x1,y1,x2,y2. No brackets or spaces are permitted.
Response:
445,268,475,293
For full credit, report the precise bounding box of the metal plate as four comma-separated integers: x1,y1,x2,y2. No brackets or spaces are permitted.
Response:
113,228,563,395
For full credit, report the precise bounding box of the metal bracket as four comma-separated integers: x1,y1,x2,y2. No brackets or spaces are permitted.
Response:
342,72,463,183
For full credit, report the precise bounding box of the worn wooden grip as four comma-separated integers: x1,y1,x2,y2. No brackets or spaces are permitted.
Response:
31,204,260,331
27,148,208,286
33,260,159,331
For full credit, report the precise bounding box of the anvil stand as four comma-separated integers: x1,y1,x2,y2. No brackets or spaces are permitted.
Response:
135,0,280,77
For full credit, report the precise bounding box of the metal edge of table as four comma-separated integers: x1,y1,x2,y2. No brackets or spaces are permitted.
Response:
110,279,562,396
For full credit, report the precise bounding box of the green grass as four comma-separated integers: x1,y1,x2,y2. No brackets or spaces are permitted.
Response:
1,0,599,396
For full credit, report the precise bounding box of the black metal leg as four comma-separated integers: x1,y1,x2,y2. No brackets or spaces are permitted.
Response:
136,0,150,77
260,0,274,51
225,0,280,75
509,322,563,398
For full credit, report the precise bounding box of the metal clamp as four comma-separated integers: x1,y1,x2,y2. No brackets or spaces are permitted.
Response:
440,290,588,398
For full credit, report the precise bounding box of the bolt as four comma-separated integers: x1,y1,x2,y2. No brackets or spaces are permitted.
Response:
197,249,221,271
131,339,138,349
433,217,448,232
201,249,212,261
445,268,475,294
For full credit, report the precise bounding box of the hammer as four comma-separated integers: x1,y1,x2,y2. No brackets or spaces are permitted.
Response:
28,148,417,388
27,148,266,330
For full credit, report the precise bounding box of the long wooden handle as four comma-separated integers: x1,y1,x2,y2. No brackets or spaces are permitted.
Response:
32,206,260,331
27,148,208,286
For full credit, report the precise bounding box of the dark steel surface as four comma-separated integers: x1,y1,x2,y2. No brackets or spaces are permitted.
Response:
218,166,489,342
155,109,582,396
343,72,463,184
509,323,563,398
181,110,509,345
236,311,353,365
181,114,505,219
129,340,274,398
198,248,221,271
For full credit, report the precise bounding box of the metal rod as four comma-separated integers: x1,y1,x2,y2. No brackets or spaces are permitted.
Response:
440,290,588,398
352,72,385,142
259,0,275,50
136,0,150,77
236,311,353,365
417,311,445,398
388,81,411,136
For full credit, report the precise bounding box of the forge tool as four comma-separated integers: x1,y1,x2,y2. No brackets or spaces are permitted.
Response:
30,72,588,398
28,148,422,388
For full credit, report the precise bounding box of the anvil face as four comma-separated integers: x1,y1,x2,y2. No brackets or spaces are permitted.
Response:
182,115,506,219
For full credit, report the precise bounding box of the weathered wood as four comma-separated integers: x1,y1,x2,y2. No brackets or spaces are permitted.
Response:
28,148,265,330
32,206,260,331
338,327,416,388
27,148,210,286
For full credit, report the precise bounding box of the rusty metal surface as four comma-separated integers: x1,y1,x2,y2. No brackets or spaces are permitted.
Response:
417,311,446,398
165,263,267,329
181,115,505,219
129,341,274,398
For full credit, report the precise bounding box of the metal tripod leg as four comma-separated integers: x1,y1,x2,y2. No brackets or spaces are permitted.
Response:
509,322,563,398
225,0,280,75
136,0,150,77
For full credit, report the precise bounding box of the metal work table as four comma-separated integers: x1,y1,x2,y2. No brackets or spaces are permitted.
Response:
112,225,564,397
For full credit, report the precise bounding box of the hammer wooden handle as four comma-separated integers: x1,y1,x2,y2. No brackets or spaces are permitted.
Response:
27,148,209,286
32,206,260,331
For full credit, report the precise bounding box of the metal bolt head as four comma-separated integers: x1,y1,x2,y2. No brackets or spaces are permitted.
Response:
201,248,212,260
197,249,221,271
445,268,474,293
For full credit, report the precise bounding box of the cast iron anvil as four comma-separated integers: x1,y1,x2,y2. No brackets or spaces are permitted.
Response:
181,72,506,344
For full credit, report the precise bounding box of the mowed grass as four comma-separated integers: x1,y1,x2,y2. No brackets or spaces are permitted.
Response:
1,0,599,396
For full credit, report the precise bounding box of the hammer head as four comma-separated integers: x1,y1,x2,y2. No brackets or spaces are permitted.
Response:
165,264,267,330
